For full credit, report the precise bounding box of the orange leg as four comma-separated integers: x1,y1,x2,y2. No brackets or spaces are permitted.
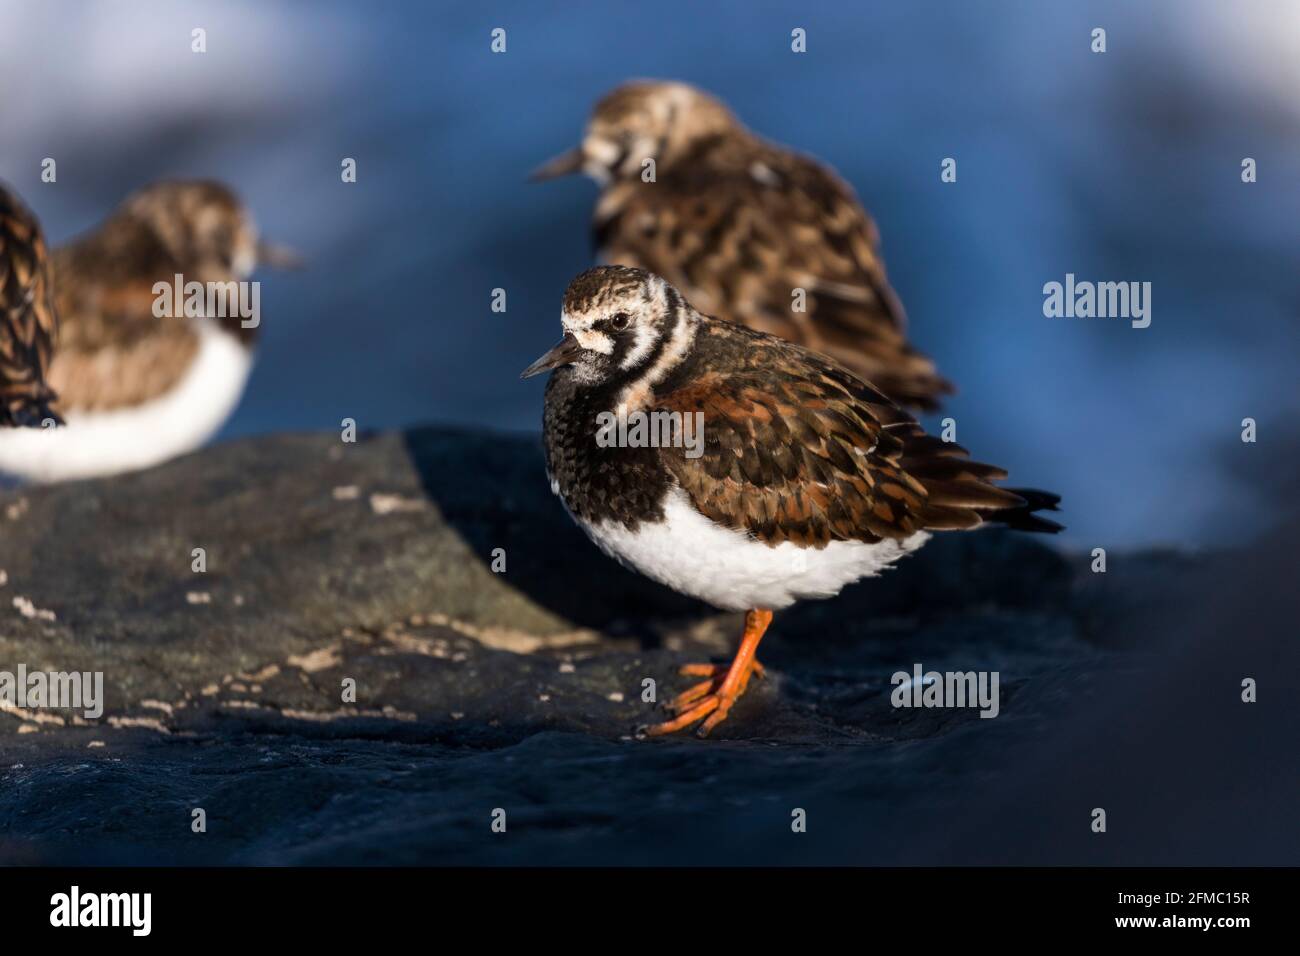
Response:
643,609,773,738
669,659,766,711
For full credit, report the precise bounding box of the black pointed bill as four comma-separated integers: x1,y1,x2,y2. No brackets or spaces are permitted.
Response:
528,147,585,182
520,333,582,379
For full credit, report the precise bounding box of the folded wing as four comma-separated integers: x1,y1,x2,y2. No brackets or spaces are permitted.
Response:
0,184,61,427
653,329,1053,547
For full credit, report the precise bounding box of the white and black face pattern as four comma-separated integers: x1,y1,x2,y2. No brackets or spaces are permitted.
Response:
559,269,697,400
580,119,661,185
582,82,735,182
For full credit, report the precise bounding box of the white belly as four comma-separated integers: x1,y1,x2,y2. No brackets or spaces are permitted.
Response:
575,486,929,611
0,322,253,484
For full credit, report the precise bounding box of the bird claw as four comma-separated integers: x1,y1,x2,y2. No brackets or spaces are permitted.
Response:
641,612,773,738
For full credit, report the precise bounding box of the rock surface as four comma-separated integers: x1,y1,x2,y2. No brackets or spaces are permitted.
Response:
0,428,1294,865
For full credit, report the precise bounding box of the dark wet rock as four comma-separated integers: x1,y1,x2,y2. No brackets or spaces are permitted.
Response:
0,428,1292,865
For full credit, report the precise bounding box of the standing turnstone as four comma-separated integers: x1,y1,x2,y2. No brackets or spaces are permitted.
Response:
522,266,1060,738
0,180,298,483
0,182,60,429
532,80,953,410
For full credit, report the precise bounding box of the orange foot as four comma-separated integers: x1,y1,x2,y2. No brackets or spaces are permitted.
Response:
668,659,767,711
642,609,773,738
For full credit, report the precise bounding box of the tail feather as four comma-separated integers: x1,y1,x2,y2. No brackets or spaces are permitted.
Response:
988,487,1064,534
896,418,1062,535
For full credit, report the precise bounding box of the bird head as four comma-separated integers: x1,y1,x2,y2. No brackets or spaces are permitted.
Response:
530,80,739,184
521,266,696,390
116,180,300,280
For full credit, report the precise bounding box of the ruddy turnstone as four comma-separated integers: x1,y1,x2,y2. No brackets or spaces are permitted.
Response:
522,266,1060,738
0,182,60,429
532,80,953,410
0,180,298,483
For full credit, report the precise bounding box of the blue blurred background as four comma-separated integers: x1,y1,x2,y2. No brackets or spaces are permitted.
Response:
2,0,1296,549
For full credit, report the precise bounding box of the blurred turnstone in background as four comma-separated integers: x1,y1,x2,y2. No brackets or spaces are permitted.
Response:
532,80,953,411
0,182,61,430
523,266,1060,737
0,180,298,483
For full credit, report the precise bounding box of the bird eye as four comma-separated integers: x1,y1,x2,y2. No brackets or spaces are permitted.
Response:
609,312,631,331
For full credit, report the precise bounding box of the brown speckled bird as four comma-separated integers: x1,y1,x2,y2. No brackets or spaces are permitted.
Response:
532,80,953,411
0,180,298,482
523,266,1059,738
0,182,61,428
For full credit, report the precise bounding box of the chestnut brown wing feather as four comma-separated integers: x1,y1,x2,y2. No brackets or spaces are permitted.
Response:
0,184,60,426
597,138,953,410
653,328,1020,547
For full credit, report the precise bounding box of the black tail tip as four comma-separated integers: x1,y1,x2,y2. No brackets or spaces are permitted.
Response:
1002,512,1065,534
1005,488,1061,511
996,487,1064,534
